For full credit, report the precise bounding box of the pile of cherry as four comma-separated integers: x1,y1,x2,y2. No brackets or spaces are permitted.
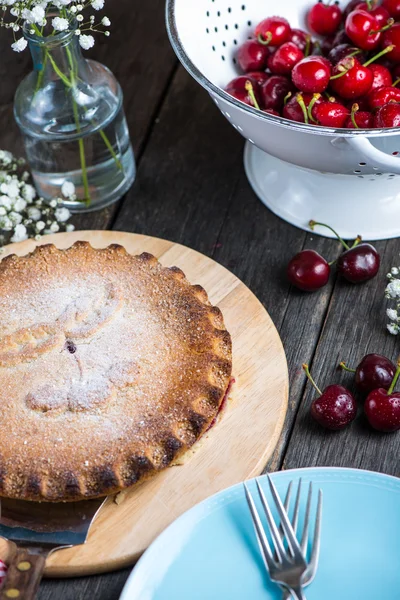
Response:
225,0,400,128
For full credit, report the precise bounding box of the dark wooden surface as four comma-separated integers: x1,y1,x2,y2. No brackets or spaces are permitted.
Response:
1,1,400,597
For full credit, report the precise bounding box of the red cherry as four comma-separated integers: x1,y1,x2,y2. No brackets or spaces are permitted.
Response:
283,93,323,123
332,28,352,46
255,16,291,47
288,29,314,53
344,0,365,18
330,57,373,99
365,388,400,431
382,0,400,19
264,108,280,116
225,76,262,108
313,100,350,127
345,106,374,128
287,249,330,292
268,42,304,75
382,23,400,63
292,56,331,93
368,85,400,109
260,75,293,110
337,243,380,283
245,71,270,88
328,44,366,65
368,64,393,91
374,102,400,127
320,35,336,57
345,10,381,51
354,2,391,25
355,354,396,394
303,364,357,430
308,1,342,36
237,39,270,72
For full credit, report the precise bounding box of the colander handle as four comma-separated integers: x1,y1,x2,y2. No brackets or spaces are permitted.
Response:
346,136,400,174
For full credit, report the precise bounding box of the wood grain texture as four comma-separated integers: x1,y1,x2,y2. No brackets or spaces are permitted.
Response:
0,230,288,577
1,549,46,600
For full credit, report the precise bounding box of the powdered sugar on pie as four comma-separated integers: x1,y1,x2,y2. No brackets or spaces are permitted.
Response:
0,243,232,501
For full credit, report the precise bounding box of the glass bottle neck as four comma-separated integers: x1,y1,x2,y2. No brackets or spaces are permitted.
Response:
28,33,89,88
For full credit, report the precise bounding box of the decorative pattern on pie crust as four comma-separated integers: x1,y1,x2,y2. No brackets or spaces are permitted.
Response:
0,243,232,502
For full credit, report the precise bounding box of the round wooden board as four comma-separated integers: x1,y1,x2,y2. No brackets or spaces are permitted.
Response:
0,231,288,577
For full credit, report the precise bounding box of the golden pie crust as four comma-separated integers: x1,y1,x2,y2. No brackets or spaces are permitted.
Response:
0,242,232,502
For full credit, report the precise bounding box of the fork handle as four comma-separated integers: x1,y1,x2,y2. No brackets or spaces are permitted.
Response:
1,548,47,600
287,586,307,600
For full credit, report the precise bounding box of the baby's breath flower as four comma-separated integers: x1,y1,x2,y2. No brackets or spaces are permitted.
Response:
79,33,94,49
11,38,28,52
52,16,69,31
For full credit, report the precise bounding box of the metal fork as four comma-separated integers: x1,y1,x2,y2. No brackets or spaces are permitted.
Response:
244,476,322,600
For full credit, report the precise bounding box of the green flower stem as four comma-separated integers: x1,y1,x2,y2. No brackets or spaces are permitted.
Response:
98,128,123,171
388,360,400,395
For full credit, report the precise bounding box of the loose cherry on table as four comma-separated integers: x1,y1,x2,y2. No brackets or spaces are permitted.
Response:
287,249,330,292
364,360,400,432
303,364,357,430
292,56,331,93
261,75,293,110
307,0,342,36
309,221,380,283
382,0,400,19
255,16,291,46
268,42,304,75
374,102,400,127
340,354,396,394
237,39,270,73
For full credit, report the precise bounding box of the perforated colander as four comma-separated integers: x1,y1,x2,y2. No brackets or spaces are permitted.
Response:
166,0,400,240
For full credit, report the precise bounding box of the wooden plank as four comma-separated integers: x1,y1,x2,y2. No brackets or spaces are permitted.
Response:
37,569,131,600
0,0,178,232
283,239,400,476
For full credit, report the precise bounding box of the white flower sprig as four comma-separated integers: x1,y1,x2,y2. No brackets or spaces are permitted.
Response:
385,267,400,335
0,1,111,52
0,149,74,247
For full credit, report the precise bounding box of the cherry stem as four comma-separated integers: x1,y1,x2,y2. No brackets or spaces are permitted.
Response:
296,94,309,124
257,32,272,46
307,93,321,124
339,362,356,374
351,235,362,248
388,360,400,395
363,45,395,67
393,77,400,87
351,103,360,129
305,35,311,58
245,80,260,110
330,58,355,80
370,18,394,35
284,91,292,105
302,363,322,396
309,220,350,249
366,0,372,9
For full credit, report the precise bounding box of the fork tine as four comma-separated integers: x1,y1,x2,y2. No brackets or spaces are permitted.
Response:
292,479,302,535
300,482,313,558
255,480,286,562
244,483,275,572
278,481,293,544
267,475,305,563
308,489,323,573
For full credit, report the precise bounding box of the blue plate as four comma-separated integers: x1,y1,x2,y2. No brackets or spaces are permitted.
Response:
120,468,400,599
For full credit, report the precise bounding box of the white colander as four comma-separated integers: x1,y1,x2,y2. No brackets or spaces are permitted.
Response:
166,0,400,240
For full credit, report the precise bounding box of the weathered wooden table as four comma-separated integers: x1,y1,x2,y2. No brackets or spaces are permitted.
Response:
1,1,399,597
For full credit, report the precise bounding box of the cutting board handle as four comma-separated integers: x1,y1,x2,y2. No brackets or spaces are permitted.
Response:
1,548,46,600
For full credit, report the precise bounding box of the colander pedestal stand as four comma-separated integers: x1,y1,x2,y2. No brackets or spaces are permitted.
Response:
244,141,400,241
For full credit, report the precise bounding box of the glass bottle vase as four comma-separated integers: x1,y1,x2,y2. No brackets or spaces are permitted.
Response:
14,25,136,213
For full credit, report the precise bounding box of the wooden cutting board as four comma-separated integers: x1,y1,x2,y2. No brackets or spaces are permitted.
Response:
0,231,288,577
